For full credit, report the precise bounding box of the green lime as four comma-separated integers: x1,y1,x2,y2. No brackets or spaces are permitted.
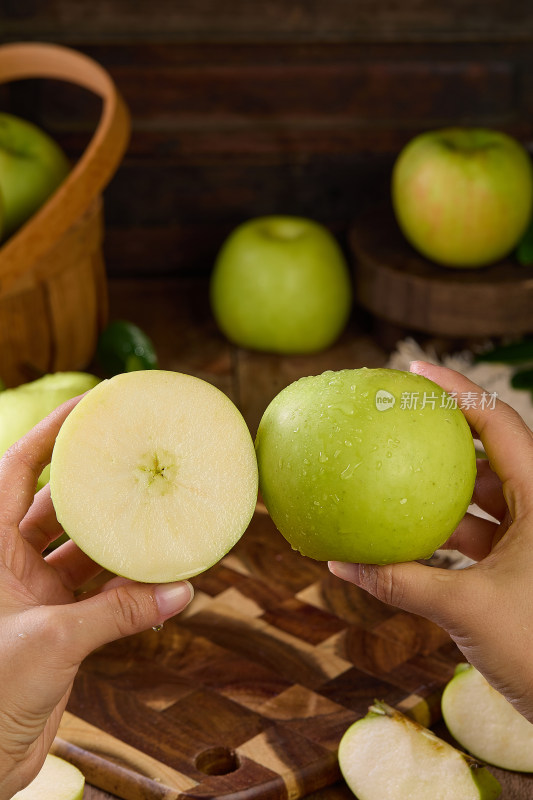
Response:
96,320,158,376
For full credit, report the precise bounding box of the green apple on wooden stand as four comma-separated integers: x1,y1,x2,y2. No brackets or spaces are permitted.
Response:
392,127,533,268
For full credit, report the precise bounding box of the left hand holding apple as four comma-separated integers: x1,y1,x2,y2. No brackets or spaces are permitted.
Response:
0,398,193,800
329,360,533,724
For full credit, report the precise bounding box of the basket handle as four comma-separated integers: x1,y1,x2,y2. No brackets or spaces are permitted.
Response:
0,42,130,292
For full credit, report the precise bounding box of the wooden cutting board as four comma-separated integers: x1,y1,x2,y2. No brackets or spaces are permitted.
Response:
53,511,463,800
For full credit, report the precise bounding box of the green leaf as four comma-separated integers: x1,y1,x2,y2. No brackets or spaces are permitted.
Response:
516,218,533,266
475,337,533,365
511,366,533,390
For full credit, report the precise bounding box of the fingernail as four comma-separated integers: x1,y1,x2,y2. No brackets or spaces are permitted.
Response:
328,561,363,585
155,580,194,617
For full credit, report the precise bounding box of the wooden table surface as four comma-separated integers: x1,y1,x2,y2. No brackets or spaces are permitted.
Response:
75,276,533,800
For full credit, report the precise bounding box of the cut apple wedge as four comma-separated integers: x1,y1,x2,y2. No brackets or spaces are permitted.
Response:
11,753,85,800
338,701,501,800
442,663,533,772
50,370,258,583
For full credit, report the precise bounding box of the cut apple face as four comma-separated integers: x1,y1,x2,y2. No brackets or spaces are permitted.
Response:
50,370,258,583
11,753,85,800
338,701,501,800
442,663,533,772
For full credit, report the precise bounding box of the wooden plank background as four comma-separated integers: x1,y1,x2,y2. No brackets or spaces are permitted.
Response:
2,1,533,279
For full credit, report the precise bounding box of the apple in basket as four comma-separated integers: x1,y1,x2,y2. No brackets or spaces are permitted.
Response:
50,370,258,582
0,112,70,241
255,367,476,564
392,127,533,268
209,215,353,354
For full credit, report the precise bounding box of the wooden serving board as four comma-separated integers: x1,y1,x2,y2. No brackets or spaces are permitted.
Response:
53,511,463,800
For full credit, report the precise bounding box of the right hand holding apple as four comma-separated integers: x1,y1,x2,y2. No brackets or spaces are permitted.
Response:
329,361,533,724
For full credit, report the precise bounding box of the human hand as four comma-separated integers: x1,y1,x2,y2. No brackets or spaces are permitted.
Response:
0,397,194,799
329,361,533,722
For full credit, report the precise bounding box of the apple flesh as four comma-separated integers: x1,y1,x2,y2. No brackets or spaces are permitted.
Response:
50,370,258,583
392,127,533,268
209,215,352,354
442,664,533,771
0,371,100,490
338,701,501,800
255,368,476,564
0,112,70,240
11,754,85,800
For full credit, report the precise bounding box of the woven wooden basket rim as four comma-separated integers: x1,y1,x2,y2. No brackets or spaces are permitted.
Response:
0,42,130,295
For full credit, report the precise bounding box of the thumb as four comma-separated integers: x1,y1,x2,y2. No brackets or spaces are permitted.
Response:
59,578,194,658
328,560,462,629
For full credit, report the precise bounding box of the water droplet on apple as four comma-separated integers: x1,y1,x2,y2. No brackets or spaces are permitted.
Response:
376,461,382,470
333,449,341,458
400,498,407,505
318,452,328,463
344,440,353,447
386,451,392,458
340,462,361,480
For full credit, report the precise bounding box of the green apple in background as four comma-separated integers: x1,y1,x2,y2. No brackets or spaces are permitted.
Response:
392,127,533,268
209,215,353,354
255,368,476,564
50,370,258,583
0,371,100,490
442,664,533,772
0,112,70,240
338,701,501,800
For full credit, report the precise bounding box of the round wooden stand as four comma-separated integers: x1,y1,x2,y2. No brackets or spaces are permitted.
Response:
349,207,533,339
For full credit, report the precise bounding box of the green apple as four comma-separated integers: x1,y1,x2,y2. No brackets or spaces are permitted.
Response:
0,371,100,490
392,127,533,268
209,215,352,354
0,112,70,240
255,367,476,564
338,701,501,800
50,370,258,583
11,753,85,800
442,664,533,771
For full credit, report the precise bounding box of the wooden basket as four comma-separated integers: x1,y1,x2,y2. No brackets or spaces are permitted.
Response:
0,42,130,387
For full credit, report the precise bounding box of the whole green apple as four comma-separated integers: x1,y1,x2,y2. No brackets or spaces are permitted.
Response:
0,371,100,490
0,112,70,240
255,368,476,564
392,127,533,268
209,216,353,354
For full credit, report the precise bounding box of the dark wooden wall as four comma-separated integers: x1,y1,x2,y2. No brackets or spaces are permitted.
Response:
2,1,533,279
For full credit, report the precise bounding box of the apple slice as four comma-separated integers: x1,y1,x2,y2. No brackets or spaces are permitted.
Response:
50,370,258,583
442,663,533,771
338,701,501,800
11,754,85,800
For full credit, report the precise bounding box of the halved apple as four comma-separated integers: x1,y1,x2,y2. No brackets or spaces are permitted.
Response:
442,663,533,771
11,754,85,800
50,370,258,583
338,701,501,800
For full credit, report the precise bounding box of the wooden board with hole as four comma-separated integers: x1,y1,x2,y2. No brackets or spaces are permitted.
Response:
52,511,464,800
